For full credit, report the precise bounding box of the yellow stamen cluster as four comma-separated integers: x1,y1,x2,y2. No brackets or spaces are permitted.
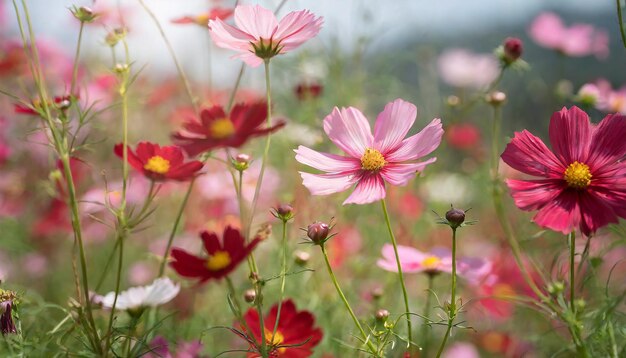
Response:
563,161,592,189
360,148,386,171
421,256,441,270
264,329,286,353
210,118,236,139
206,250,232,271
144,155,170,174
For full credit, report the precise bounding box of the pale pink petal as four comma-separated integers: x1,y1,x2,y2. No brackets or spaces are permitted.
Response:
561,25,594,56
323,107,373,158
377,244,426,273
506,179,563,211
209,18,255,53
343,173,385,205
300,172,357,196
381,159,436,186
275,10,323,52
548,106,592,164
528,12,565,49
373,99,417,154
294,145,361,172
385,118,443,162
233,4,278,40
232,51,264,67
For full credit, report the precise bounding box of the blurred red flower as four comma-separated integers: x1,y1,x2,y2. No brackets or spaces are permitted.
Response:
114,142,203,182
171,7,233,27
445,123,481,150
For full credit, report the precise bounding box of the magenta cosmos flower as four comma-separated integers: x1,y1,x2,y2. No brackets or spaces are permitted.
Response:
295,99,443,205
208,4,323,67
501,106,626,236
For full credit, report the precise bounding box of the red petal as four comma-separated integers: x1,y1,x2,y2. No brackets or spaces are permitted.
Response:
548,106,592,165
501,130,564,178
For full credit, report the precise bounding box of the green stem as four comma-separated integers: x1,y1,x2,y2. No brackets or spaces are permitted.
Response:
569,231,576,309
246,59,273,241
320,245,378,355
420,274,435,357
270,220,288,344
70,21,84,97
380,199,412,347
225,277,259,348
435,228,457,358
617,0,626,49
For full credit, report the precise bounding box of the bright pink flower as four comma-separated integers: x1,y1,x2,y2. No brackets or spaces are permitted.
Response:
209,4,323,67
295,99,443,205
501,106,626,236
528,12,609,59
377,244,491,282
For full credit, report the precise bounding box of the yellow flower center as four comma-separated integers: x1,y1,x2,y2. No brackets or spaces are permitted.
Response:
563,161,592,189
422,256,441,270
144,155,170,174
360,148,386,171
493,283,515,298
264,329,286,353
610,96,625,112
206,250,232,271
209,118,236,139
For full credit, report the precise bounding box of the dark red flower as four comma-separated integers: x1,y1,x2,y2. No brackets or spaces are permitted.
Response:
114,142,203,182
171,7,233,26
170,226,260,283
294,83,323,101
14,95,74,116
503,37,523,62
172,102,285,157
501,106,626,236
240,299,323,357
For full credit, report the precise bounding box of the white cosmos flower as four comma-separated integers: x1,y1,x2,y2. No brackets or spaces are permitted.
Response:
101,278,180,310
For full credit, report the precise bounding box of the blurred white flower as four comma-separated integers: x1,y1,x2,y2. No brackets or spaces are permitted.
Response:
422,172,473,206
437,48,499,89
101,277,180,311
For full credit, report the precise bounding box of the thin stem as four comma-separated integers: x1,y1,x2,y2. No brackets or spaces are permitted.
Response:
617,0,626,49
137,0,198,112
320,245,378,355
420,274,435,357
70,22,84,97
246,59,273,241
270,220,288,344
569,231,576,309
435,228,457,358
224,277,259,348
105,231,125,349
380,199,412,347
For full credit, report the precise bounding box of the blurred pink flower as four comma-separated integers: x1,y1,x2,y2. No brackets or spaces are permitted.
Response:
295,99,443,205
328,225,362,268
21,253,48,278
209,4,323,67
442,342,480,358
128,262,155,286
437,49,499,89
589,79,626,115
148,336,204,358
528,12,609,59
377,244,491,283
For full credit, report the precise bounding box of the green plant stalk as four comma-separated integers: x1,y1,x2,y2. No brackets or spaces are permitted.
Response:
225,277,260,348
270,219,289,345
381,199,412,347
320,244,378,355
14,0,101,351
69,21,84,97
617,0,626,49
435,228,457,358
569,231,576,309
420,274,435,357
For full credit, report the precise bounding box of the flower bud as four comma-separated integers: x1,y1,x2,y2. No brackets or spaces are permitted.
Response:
232,153,251,171
485,91,506,106
244,289,256,303
574,298,586,312
72,6,98,23
106,28,126,47
114,63,129,74
293,250,310,266
375,309,389,322
0,290,17,336
306,222,330,245
547,281,565,295
272,203,294,222
371,286,384,300
503,37,523,63
445,207,465,229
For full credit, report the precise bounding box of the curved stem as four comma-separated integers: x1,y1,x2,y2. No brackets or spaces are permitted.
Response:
569,231,576,309
420,274,435,357
320,245,378,355
435,228,457,358
380,199,412,347
70,22,84,97
617,0,626,49
270,220,288,344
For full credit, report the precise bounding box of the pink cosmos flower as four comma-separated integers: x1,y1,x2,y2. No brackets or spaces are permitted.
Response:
209,4,323,67
528,12,609,59
437,49,500,89
501,106,626,236
295,99,443,205
377,244,491,283
590,80,626,115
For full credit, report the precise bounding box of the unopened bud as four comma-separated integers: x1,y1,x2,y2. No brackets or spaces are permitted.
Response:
547,281,565,295
233,153,251,171
445,207,465,229
273,203,294,222
244,289,256,303
306,222,330,245
371,287,384,300
114,63,129,74
294,250,310,266
486,91,506,106
106,28,126,47
375,309,389,322
503,37,523,63
72,6,98,23
574,298,586,311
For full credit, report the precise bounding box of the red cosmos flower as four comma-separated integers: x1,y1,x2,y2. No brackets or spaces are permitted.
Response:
240,299,323,357
445,123,481,150
114,142,203,182
14,95,73,115
169,226,260,283
501,106,626,236
294,83,323,101
171,7,233,27
172,102,285,157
